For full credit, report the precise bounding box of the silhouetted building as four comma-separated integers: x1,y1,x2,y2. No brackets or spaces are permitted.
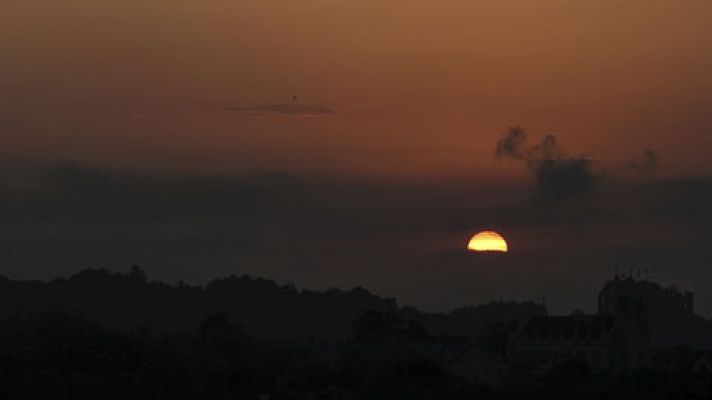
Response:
508,314,617,371
599,274,693,317
509,274,702,372
598,275,710,348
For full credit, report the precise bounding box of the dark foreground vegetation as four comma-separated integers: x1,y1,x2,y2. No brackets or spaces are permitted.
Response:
1,267,711,399
3,312,712,399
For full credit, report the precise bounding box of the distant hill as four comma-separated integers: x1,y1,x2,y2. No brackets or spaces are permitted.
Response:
0,267,546,340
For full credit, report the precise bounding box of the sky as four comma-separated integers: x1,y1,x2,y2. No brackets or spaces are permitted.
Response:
2,0,712,314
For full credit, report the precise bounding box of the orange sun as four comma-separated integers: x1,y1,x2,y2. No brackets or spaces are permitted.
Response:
467,231,508,252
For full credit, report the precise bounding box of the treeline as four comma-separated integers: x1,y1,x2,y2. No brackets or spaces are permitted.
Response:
1,310,712,399
0,310,490,399
0,267,543,399
0,266,544,341
1,268,712,398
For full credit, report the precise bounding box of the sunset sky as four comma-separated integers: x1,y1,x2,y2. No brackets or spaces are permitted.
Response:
2,0,712,314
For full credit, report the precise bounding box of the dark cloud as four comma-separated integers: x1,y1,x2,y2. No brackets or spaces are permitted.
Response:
626,149,659,175
494,126,528,160
495,128,662,201
495,127,599,202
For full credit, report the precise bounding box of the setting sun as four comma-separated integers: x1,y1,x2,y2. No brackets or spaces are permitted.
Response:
467,231,508,253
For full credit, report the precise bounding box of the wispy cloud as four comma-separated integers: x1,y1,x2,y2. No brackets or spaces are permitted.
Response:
226,102,335,117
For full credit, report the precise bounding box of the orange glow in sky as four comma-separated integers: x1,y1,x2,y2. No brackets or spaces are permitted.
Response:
2,0,712,178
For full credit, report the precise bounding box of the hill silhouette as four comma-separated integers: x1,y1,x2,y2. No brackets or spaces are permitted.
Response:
3,268,712,399
0,266,545,341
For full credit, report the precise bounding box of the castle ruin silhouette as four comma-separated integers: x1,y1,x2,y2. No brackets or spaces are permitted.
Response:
508,274,704,372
